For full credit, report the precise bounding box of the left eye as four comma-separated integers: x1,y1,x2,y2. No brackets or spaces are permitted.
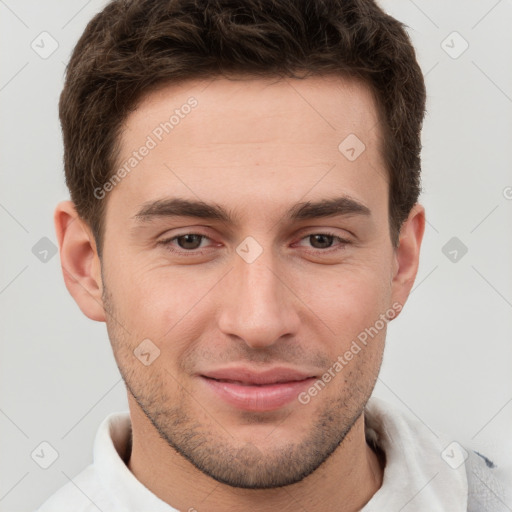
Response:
299,233,347,250
165,234,209,251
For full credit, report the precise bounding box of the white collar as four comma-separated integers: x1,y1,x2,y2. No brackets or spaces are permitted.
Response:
94,412,173,511
362,396,468,510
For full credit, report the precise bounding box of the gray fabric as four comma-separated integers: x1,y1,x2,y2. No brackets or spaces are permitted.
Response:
466,450,508,511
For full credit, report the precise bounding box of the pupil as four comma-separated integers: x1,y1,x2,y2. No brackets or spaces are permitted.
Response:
311,234,333,249
178,234,202,249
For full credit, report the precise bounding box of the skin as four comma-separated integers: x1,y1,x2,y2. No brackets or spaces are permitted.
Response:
55,75,425,512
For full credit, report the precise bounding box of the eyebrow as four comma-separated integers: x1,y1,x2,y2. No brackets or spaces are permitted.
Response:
132,196,371,225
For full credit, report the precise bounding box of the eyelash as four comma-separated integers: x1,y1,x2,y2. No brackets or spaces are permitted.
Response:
158,232,351,256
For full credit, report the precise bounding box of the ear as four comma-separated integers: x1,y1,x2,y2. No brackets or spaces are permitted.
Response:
54,201,106,322
390,203,425,316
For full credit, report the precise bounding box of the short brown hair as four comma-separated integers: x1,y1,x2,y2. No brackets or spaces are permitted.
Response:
59,0,426,256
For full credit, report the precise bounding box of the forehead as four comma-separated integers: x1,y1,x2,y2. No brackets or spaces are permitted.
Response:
127,74,382,150
107,75,387,226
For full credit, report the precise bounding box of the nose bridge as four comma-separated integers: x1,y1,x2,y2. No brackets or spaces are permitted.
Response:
217,242,299,348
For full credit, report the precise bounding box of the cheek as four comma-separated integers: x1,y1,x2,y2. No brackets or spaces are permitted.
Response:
109,267,216,347
299,264,392,340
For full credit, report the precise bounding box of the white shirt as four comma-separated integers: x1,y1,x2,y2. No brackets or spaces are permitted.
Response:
36,397,508,511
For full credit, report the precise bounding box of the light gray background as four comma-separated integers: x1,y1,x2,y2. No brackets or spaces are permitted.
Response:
1,1,511,510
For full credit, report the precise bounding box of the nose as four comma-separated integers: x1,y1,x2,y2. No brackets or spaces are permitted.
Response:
217,247,300,349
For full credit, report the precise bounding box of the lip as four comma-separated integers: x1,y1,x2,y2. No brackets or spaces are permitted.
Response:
199,367,317,412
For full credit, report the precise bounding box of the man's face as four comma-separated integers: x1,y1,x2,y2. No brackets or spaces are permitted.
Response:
100,76,399,488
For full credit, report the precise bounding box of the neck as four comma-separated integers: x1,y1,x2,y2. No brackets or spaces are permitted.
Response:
127,397,384,512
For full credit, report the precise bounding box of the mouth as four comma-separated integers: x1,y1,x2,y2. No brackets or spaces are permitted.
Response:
205,376,311,386
199,367,317,412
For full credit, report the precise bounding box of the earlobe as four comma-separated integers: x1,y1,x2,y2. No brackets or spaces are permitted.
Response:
390,203,426,314
54,201,106,322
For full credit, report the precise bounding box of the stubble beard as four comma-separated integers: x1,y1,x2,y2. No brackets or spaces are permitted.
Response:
102,285,379,489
